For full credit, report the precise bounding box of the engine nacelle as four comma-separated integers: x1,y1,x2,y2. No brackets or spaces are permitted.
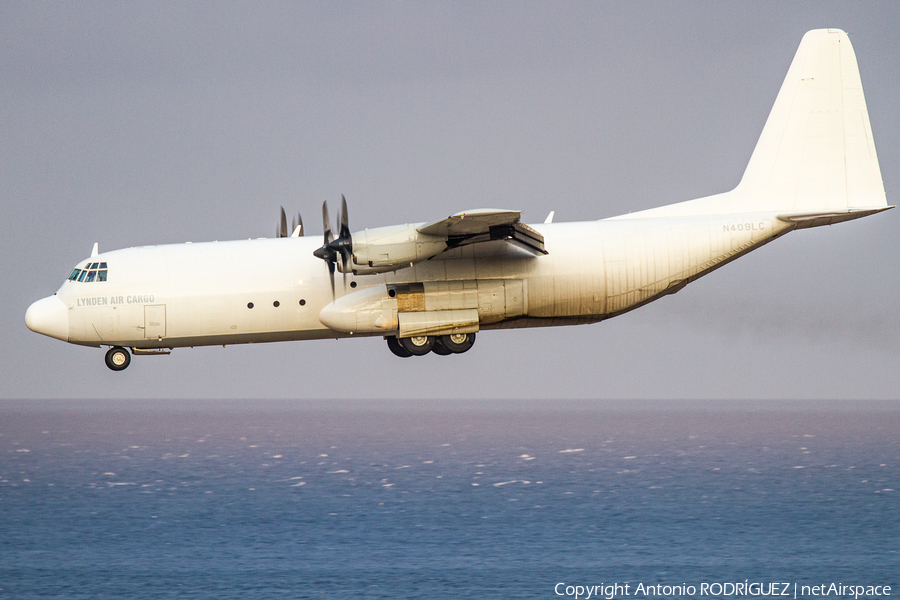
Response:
317,279,527,336
348,224,447,275
318,285,398,333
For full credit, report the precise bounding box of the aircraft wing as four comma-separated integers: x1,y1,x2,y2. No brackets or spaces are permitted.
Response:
418,209,548,255
342,207,548,275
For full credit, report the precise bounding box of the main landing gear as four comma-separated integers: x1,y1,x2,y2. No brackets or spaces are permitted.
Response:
386,333,476,358
105,346,131,371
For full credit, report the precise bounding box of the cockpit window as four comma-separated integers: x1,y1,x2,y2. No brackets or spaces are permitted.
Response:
69,264,109,283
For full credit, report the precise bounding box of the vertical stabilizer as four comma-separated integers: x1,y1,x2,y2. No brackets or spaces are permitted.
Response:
613,29,890,222
737,28,887,214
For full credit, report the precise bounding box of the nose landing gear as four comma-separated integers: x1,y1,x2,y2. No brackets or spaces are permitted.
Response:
105,346,131,371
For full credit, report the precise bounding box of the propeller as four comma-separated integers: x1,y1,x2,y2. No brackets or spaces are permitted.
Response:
277,207,304,238
312,196,353,297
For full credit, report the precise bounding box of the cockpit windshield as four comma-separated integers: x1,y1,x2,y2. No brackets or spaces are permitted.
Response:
68,262,108,283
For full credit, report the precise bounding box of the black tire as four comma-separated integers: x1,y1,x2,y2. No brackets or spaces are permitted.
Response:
437,332,476,354
399,335,434,356
105,347,131,371
431,338,453,355
386,336,413,358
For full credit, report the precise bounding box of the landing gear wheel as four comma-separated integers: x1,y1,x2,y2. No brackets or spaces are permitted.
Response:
438,332,476,354
386,336,413,358
431,339,453,355
105,346,131,371
399,335,434,356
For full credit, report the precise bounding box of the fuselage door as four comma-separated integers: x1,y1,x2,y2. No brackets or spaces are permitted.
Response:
144,305,167,339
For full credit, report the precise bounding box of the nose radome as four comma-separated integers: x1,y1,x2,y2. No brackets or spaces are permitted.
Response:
25,296,69,342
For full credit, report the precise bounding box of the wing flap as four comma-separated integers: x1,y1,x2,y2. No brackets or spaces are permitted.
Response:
418,209,548,255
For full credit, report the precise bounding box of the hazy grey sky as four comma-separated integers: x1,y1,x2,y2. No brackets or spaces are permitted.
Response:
4,2,899,402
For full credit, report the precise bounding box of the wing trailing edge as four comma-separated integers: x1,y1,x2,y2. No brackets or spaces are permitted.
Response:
419,209,547,255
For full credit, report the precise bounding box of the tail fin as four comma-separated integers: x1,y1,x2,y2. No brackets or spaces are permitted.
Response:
738,29,888,218
618,29,891,223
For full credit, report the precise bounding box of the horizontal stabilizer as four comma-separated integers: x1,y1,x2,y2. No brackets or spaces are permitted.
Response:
777,206,893,229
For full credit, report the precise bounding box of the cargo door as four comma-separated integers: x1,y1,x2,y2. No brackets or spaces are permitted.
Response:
144,305,167,339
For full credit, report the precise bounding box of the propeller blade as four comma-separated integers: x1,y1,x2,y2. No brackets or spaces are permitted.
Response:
327,259,335,297
279,206,288,238
312,200,338,299
322,201,333,245
329,194,353,272
339,195,350,240
311,198,355,297
295,213,303,237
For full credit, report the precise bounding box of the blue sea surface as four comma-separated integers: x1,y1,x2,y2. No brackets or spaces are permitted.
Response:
1,401,898,598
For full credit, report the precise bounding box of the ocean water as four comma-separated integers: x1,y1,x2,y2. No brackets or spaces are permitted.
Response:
1,401,898,599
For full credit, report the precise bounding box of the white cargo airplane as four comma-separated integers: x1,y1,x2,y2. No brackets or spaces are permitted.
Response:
26,29,891,371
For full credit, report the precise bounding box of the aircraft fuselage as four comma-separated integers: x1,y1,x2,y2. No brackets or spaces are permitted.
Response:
34,213,793,350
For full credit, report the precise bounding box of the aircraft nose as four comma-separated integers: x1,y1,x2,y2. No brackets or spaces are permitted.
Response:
25,295,69,342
